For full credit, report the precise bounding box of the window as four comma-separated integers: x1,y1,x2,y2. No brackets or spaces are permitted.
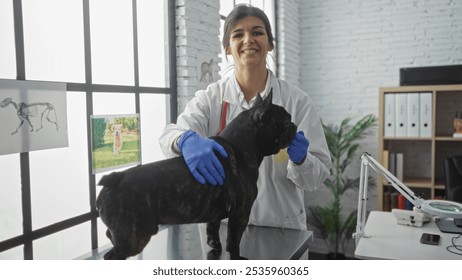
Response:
0,0,176,259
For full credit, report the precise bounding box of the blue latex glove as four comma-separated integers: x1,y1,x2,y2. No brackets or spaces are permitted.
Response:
178,130,228,186
288,131,309,164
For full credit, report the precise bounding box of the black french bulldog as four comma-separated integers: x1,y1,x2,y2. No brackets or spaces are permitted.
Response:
96,89,297,260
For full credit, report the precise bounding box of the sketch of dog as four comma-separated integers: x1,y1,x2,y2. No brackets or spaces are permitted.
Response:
0,97,59,135
200,59,214,82
111,124,123,157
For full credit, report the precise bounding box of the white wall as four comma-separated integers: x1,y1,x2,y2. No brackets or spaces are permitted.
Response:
300,0,462,126
295,0,462,256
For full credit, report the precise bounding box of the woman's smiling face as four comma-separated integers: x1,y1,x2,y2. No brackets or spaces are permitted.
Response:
226,16,273,70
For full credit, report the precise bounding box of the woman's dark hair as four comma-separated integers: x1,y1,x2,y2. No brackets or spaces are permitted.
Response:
222,4,274,50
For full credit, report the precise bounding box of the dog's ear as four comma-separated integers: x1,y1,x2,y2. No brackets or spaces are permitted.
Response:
252,88,273,124
262,88,273,108
253,88,273,107
254,92,263,106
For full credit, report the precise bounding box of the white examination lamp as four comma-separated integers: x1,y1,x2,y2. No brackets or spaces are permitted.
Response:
354,152,462,246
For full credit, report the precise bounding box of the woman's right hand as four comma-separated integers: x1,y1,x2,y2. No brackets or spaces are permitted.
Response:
178,130,228,186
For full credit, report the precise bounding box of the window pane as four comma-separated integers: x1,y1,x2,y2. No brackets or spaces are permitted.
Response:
219,19,235,79
30,92,89,229
0,245,23,260
137,0,168,87
264,0,275,36
235,0,250,6
140,94,168,163
22,0,85,83
0,0,16,79
92,92,136,115
220,0,235,17
251,0,265,10
34,222,91,259
0,154,22,240
97,218,110,248
90,0,134,86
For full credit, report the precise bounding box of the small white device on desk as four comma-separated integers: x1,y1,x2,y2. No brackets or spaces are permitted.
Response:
391,208,431,227
353,153,462,259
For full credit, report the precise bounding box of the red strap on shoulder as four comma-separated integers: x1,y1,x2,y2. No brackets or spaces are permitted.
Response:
220,102,228,131
216,101,228,135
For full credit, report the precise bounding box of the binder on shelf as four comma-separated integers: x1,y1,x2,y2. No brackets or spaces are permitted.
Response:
383,191,391,212
419,92,432,137
390,192,399,209
395,94,408,137
407,93,420,137
384,93,396,137
398,193,406,209
405,199,413,210
382,150,389,169
388,152,396,176
396,153,404,181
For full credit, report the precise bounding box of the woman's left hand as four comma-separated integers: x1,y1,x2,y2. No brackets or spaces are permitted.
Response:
288,131,309,165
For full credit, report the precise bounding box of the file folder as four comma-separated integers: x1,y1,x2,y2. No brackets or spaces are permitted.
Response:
388,152,396,175
407,93,420,137
396,153,404,181
419,92,432,137
395,94,408,137
384,94,395,137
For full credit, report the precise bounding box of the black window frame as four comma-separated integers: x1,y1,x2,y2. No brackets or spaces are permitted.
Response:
0,0,177,259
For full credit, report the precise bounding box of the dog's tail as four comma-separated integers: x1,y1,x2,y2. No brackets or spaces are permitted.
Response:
98,172,125,188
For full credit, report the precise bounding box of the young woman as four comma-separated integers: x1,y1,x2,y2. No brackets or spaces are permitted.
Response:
159,4,331,230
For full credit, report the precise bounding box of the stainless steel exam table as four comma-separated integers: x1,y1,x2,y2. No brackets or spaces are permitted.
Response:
76,222,313,260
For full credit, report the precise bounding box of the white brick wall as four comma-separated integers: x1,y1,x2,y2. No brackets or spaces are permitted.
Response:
275,0,462,256
300,0,462,126
175,0,221,113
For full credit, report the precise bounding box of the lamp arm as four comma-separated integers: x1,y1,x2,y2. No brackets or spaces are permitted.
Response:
354,152,424,246
363,153,424,207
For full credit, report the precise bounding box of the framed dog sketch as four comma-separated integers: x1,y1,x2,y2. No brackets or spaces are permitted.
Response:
196,53,216,90
0,79,68,156
90,114,141,174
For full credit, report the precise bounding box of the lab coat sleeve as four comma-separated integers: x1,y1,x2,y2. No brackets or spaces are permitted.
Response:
159,89,212,159
286,93,332,192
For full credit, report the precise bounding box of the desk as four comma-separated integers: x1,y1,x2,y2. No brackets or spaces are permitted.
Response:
355,211,462,260
77,222,313,260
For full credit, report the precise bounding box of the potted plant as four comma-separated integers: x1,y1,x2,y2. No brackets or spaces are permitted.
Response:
310,114,377,259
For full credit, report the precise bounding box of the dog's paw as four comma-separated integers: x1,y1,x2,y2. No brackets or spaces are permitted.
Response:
103,248,127,260
207,249,222,260
207,239,222,251
229,253,247,260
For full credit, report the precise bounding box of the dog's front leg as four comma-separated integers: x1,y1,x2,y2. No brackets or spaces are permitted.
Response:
206,221,222,250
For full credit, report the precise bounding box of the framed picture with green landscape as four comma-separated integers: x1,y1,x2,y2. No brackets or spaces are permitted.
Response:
91,114,141,174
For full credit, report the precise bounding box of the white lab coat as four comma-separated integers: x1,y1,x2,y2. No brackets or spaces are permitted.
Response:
159,70,332,230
